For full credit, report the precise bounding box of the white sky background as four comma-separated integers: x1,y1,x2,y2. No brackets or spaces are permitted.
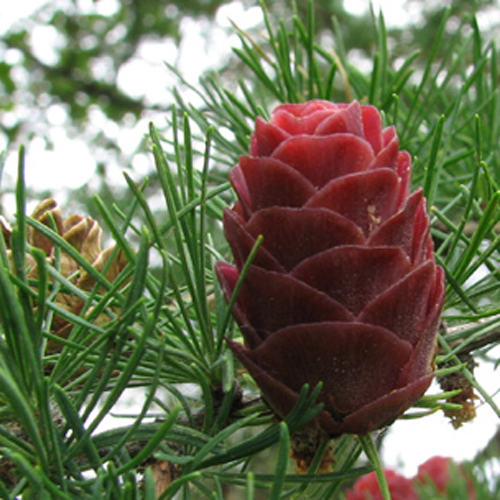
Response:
2,0,500,480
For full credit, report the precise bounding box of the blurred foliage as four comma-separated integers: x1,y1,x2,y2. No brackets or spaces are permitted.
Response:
0,0,229,130
0,0,500,498
0,0,237,213
1,0,498,146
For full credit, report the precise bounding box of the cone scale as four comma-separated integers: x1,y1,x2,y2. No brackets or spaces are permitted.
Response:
217,100,445,437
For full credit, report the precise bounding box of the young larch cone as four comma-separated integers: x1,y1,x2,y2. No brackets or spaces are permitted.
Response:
216,100,445,437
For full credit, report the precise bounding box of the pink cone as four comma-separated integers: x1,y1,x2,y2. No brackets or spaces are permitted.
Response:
217,100,445,437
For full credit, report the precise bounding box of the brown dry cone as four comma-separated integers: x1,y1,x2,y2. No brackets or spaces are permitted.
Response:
6,199,129,352
29,198,64,255
48,214,104,336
